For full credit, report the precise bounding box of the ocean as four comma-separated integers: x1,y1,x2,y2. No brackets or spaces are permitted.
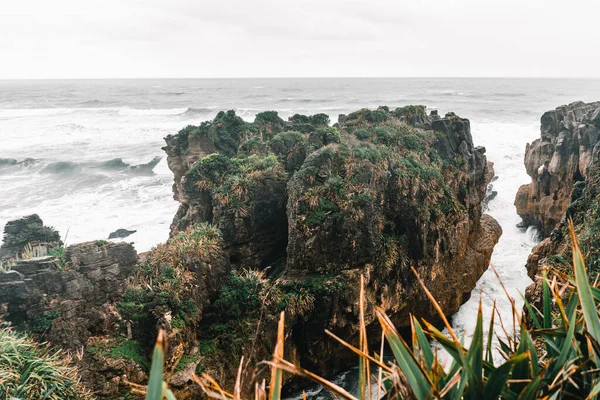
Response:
2,78,600,396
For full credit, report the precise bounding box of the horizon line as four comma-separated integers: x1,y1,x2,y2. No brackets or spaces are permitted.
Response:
1,76,600,81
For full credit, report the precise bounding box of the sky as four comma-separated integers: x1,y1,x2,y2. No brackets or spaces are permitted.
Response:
1,0,599,79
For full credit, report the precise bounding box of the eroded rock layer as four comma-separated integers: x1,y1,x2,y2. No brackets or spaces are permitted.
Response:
515,101,600,236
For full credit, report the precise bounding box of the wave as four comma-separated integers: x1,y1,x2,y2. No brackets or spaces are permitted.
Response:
40,157,163,176
0,157,36,168
490,92,526,98
181,107,216,116
96,157,162,175
77,100,108,106
118,107,189,116
1,106,216,119
0,158,17,167
0,108,83,118
41,161,81,175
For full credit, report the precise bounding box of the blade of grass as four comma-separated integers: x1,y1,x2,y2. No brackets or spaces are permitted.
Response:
269,312,285,400
146,330,166,400
569,219,600,343
376,308,434,399
358,275,370,400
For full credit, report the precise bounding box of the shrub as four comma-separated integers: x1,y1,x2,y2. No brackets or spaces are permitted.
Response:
0,328,92,399
119,223,224,330
353,129,372,141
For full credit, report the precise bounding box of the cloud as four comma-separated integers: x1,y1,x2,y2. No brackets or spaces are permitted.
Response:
0,0,599,78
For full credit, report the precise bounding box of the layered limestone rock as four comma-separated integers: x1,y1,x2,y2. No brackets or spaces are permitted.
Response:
524,163,600,281
162,106,501,390
0,240,137,349
515,101,600,236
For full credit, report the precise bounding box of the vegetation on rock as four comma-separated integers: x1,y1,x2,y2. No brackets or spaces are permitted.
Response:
141,226,600,400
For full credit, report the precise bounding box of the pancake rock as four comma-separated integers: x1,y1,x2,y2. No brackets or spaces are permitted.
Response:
162,106,501,391
515,101,600,236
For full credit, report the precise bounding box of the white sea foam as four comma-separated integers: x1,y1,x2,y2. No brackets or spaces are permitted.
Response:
437,120,541,365
117,107,189,116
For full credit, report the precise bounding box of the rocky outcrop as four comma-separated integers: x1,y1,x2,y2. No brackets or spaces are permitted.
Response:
108,228,136,239
163,110,332,268
0,240,137,349
0,214,61,260
162,106,501,392
285,108,500,327
523,162,600,281
515,101,600,236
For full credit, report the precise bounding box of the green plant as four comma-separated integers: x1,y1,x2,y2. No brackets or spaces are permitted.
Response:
29,310,59,333
0,259,14,272
48,245,69,270
0,327,92,399
182,222,600,399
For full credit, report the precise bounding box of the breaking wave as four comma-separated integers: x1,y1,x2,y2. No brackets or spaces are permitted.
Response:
40,157,162,176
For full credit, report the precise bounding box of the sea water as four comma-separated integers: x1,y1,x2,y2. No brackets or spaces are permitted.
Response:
2,78,600,395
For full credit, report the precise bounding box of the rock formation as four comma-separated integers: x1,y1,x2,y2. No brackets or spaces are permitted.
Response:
0,106,501,399
520,103,600,339
515,101,600,236
162,106,501,390
0,214,61,260
0,240,137,349
108,228,137,239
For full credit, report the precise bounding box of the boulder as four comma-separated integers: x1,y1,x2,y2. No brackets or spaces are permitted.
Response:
108,228,137,239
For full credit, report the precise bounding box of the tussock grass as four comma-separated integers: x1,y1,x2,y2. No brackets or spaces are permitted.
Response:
0,327,91,400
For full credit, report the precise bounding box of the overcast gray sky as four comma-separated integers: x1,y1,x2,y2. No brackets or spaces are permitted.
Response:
1,0,598,79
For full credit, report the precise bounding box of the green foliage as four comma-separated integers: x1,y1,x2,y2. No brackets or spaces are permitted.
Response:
88,338,149,369
28,310,59,333
207,270,265,321
254,111,284,125
238,138,266,155
95,240,109,246
352,145,388,164
305,198,341,228
192,110,257,157
372,126,398,145
145,331,176,400
48,245,65,258
353,129,372,141
309,126,341,146
394,105,426,118
184,153,233,195
9,219,61,251
0,328,92,399
110,340,148,367
401,134,423,151
269,131,307,148
289,113,330,128
119,223,223,331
